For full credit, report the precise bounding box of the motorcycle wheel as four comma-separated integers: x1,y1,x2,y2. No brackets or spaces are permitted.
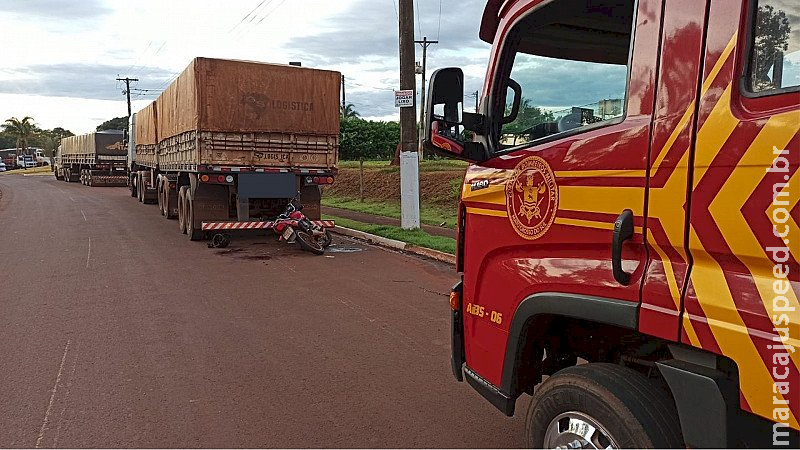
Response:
296,231,325,255
319,229,333,248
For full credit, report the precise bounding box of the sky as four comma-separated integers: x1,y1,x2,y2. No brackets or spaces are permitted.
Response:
0,0,492,134
2,1,797,135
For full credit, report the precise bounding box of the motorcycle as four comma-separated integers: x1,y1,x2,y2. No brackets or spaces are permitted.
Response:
272,198,333,255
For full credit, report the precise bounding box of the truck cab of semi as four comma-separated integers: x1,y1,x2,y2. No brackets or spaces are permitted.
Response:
424,0,799,447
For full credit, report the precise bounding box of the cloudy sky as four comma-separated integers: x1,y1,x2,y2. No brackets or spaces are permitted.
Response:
0,0,491,133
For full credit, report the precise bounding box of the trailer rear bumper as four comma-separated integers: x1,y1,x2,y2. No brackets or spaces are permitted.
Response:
201,220,334,231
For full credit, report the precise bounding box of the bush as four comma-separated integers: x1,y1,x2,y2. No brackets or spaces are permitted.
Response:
340,117,400,160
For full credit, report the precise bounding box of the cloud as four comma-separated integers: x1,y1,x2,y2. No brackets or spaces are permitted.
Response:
0,0,111,19
0,64,175,101
284,0,490,64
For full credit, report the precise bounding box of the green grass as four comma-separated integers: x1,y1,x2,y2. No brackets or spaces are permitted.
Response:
322,196,458,229
338,159,468,172
325,215,456,255
1,166,52,175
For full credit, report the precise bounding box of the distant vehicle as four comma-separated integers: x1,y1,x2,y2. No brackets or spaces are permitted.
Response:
57,131,127,185
16,154,35,169
0,162,6,172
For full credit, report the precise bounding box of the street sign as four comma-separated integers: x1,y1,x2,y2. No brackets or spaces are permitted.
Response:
394,90,414,108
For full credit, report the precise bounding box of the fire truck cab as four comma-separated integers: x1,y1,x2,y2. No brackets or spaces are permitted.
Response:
424,0,799,447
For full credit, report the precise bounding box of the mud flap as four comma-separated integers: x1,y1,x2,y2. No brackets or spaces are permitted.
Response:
192,183,230,232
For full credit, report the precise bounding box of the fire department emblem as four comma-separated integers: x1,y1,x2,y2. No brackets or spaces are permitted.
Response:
505,155,558,240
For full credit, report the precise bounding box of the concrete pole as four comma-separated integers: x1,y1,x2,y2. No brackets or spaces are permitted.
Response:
399,0,420,229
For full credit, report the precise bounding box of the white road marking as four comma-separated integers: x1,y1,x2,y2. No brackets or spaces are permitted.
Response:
52,342,79,448
85,237,91,268
35,340,71,449
80,210,87,222
69,196,76,203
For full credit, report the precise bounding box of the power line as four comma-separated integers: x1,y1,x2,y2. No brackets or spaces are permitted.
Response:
229,0,271,33
254,0,286,25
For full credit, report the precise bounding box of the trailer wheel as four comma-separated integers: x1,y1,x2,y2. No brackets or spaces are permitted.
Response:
178,186,188,234
164,181,177,220
136,172,146,203
525,363,683,449
157,179,165,215
54,168,63,181
186,191,205,241
129,173,137,197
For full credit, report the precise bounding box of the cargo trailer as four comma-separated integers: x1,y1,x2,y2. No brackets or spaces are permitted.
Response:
129,57,340,240
55,130,127,186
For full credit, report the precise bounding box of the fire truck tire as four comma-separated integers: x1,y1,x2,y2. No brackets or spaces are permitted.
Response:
525,363,683,449
178,186,188,234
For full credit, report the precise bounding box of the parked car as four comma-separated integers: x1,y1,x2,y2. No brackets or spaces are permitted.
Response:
16,155,36,169
0,162,6,172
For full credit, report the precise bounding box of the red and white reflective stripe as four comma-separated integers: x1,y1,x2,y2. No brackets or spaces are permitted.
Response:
201,221,275,231
201,220,334,231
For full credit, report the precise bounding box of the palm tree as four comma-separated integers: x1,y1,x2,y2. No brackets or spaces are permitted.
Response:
340,103,360,119
2,116,37,155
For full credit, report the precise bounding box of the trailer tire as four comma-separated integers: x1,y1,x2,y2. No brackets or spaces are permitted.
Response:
525,363,683,449
164,181,177,220
157,179,165,216
129,172,137,197
138,173,145,203
186,192,205,241
54,169,62,181
178,185,188,234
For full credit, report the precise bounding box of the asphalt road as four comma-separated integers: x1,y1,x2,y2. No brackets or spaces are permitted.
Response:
0,174,527,448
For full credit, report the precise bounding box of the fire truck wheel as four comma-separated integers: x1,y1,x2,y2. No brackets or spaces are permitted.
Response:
525,363,683,449
178,186,188,234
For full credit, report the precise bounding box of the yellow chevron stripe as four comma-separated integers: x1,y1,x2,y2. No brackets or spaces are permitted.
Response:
681,315,701,347
701,33,738,96
559,186,644,217
693,84,738,187
554,217,643,234
712,110,800,374
689,228,799,429
466,207,508,218
552,169,646,178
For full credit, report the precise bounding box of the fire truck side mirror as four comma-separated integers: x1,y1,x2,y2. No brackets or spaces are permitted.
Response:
423,67,488,162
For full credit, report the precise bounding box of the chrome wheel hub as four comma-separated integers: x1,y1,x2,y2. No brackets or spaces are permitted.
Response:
543,412,618,449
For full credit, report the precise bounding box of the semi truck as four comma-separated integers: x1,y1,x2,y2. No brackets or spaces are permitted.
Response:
55,130,128,186
129,57,339,241
424,0,799,447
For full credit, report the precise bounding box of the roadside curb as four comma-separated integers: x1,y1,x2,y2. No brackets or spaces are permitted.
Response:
332,226,456,265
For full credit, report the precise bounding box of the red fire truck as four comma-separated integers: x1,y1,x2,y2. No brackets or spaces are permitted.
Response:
423,0,799,447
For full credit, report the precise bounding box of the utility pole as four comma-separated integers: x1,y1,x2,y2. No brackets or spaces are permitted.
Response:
341,75,346,112
470,90,480,112
116,77,139,119
415,36,438,156
399,0,420,229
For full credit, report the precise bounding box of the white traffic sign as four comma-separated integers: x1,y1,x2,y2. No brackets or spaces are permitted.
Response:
394,90,414,108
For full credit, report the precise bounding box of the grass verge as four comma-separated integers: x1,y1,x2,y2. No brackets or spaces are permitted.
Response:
338,159,468,172
322,196,458,229
324,215,456,255
1,166,52,175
